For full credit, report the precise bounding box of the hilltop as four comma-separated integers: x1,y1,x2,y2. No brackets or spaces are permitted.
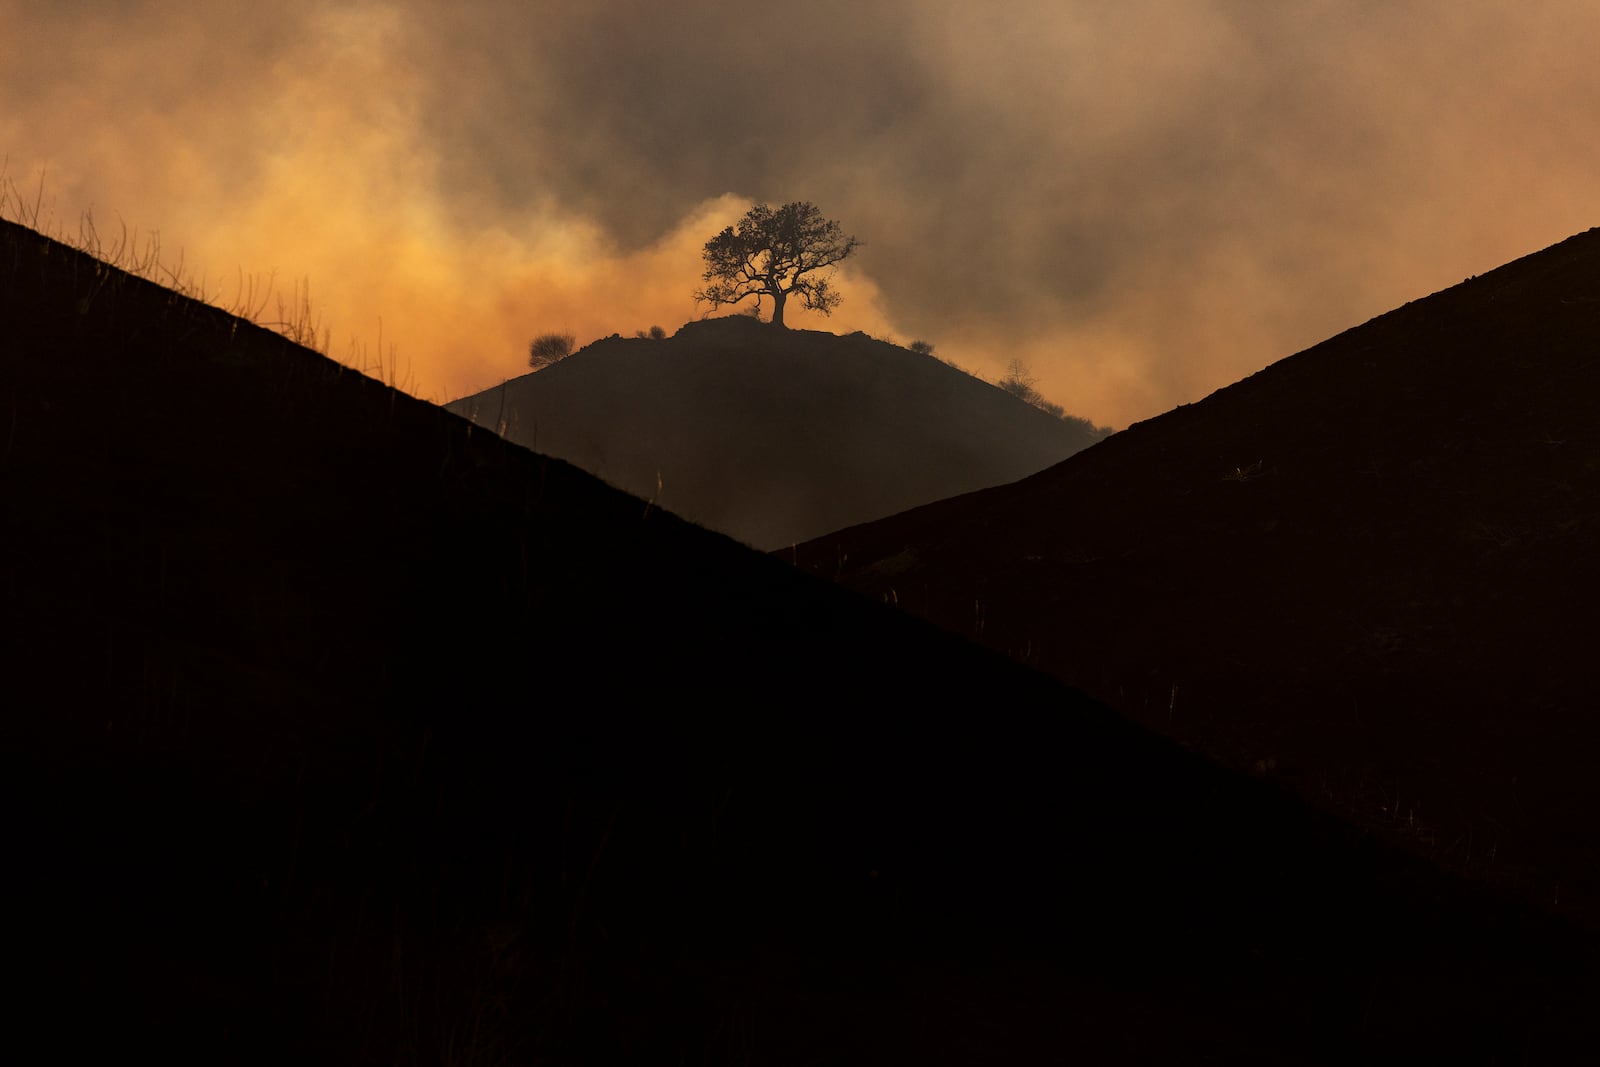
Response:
448,316,1107,548
3,214,1596,1063
795,224,1600,927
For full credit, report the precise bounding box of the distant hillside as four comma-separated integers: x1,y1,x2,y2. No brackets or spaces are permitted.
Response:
448,317,1107,548
795,224,1600,928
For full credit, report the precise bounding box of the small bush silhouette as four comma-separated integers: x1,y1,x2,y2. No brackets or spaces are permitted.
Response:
909,339,935,357
528,332,576,369
1060,413,1115,439
635,325,667,340
996,358,1107,433
998,358,1040,402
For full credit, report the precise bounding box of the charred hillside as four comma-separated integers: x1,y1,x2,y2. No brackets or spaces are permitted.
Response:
448,316,1106,548
795,224,1600,928
3,215,1596,1064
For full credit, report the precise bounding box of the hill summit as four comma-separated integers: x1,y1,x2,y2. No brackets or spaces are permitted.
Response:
449,316,1107,548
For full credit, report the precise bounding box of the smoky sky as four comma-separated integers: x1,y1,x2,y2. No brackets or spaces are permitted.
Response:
6,1,1600,426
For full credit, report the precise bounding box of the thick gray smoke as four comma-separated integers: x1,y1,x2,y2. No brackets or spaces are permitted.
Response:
6,1,1600,424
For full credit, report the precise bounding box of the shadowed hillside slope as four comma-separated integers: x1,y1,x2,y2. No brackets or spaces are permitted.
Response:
447,318,1106,549
795,224,1600,928
3,216,1596,1064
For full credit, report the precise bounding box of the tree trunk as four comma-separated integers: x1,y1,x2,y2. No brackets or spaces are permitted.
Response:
769,288,787,328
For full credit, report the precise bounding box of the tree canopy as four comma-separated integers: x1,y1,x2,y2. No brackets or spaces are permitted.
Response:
693,202,860,328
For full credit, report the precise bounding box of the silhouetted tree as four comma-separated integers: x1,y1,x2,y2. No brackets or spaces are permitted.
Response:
996,358,1100,427
528,332,575,369
998,358,1040,402
999,358,1058,416
694,202,860,328
909,340,935,356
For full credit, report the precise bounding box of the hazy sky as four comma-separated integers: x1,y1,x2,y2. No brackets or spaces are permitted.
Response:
6,1,1599,427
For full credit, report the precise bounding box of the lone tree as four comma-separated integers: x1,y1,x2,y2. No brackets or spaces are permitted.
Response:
693,201,860,328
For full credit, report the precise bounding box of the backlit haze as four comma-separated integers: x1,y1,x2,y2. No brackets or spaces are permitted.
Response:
6,1,1600,428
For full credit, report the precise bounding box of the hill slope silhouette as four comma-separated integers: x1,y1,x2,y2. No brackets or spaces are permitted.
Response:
3,216,1595,1064
795,224,1600,929
447,318,1105,549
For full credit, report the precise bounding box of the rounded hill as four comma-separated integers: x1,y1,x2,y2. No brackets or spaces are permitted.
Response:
448,316,1108,548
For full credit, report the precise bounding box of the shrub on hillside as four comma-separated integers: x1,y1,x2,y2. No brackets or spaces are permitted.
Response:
1072,416,1117,439
909,339,935,356
997,358,1111,435
528,332,576,369
998,358,1042,404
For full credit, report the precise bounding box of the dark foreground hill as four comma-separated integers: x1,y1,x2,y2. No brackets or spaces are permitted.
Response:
3,215,1596,1065
447,319,1105,549
795,224,1600,930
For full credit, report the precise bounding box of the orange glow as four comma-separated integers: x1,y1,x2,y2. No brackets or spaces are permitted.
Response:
6,2,1600,426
